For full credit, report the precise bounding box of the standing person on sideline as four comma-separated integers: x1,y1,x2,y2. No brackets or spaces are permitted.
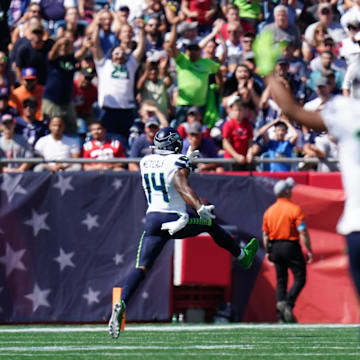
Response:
253,30,360,318
262,177,313,322
108,127,259,339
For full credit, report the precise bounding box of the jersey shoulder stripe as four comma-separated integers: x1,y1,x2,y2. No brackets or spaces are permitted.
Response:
174,155,190,169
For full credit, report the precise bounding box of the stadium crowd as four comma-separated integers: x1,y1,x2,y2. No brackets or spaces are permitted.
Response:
1,0,357,173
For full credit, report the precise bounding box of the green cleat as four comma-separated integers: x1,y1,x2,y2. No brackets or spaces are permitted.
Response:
238,238,259,269
108,299,126,339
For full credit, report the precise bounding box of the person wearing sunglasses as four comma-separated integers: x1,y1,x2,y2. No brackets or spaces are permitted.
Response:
304,3,346,46
9,67,44,121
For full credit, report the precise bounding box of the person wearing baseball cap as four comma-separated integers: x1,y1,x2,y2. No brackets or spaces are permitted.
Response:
0,113,34,173
262,177,313,323
182,121,222,173
128,115,160,171
8,67,44,121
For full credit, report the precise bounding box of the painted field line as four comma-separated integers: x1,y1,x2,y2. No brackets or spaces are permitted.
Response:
0,323,358,333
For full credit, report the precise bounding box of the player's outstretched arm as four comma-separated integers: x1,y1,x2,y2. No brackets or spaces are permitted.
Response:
266,75,327,132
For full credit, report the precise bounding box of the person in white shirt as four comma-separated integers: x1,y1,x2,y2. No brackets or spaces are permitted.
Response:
91,17,145,140
34,116,81,172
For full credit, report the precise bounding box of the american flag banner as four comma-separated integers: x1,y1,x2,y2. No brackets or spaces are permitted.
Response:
0,171,173,323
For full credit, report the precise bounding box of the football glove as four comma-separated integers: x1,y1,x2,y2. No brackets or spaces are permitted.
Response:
161,213,189,236
253,31,288,76
197,204,216,221
188,150,200,163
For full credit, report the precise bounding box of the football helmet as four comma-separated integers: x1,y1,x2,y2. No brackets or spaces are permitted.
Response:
154,127,183,154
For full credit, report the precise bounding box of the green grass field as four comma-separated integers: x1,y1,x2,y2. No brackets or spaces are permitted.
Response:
0,323,359,360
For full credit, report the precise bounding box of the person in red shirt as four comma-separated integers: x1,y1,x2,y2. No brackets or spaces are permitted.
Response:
72,67,98,124
181,0,217,35
82,121,126,171
222,98,253,170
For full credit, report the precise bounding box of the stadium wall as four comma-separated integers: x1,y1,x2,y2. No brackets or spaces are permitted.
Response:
0,171,357,324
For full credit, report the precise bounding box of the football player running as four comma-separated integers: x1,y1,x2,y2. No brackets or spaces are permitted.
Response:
108,127,259,339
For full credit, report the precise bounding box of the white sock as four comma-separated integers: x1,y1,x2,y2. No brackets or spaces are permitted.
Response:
238,249,245,260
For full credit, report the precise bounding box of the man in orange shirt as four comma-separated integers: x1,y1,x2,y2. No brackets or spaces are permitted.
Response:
9,68,43,121
262,177,313,323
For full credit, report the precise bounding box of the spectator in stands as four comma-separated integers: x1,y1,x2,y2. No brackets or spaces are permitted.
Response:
168,17,221,127
72,66,98,125
91,18,145,140
215,21,243,60
15,97,49,150
128,116,160,171
309,133,339,172
309,35,347,74
141,0,167,33
181,0,217,35
34,116,81,172
113,0,147,24
177,106,210,139
176,20,200,51
15,20,54,85
38,0,80,23
222,98,253,170
0,113,33,173
82,121,126,171
9,67,43,121
280,41,308,84
112,5,130,34
306,22,329,57
307,51,344,93
304,3,346,45
219,3,253,40
137,56,172,120
182,121,223,172
128,100,168,149
56,6,86,50
199,19,227,65
10,2,42,41
261,5,301,49
0,87,18,118
305,76,334,109
144,16,164,55
257,116,298,172
223,63,262,107
87,9,117,56
42,35,90,134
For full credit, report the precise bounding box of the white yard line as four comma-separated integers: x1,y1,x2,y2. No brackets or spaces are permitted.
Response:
0,323,358,333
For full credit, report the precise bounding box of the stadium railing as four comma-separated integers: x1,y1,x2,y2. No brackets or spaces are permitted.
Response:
0,157,339,167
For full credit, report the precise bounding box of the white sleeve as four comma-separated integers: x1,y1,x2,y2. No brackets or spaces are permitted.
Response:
321,96,360,139
342,63,355,90
34,137,44,155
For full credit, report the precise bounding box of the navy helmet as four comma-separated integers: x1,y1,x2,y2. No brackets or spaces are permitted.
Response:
154,127,183,154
